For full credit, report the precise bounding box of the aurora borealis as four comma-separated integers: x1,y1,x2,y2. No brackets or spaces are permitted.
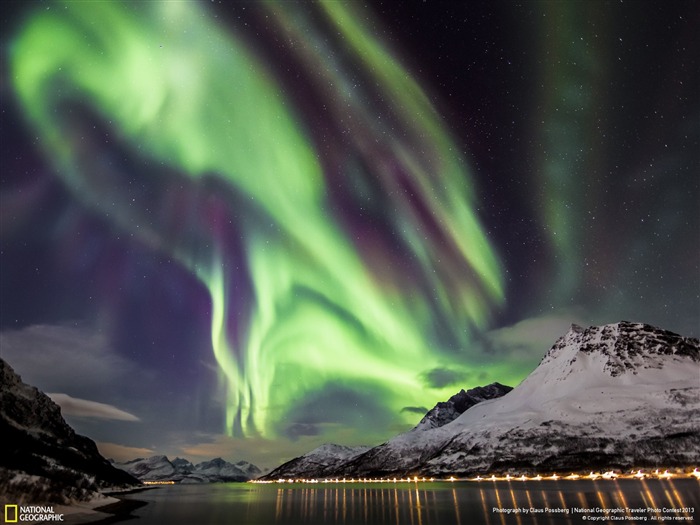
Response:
1,1,698,468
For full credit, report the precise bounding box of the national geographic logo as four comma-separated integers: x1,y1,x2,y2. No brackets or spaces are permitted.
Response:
3,505,64,522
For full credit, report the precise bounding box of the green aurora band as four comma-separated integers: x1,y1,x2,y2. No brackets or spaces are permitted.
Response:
10,1,505,438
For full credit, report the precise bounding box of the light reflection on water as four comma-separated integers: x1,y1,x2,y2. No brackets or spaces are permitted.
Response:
121,479,699,525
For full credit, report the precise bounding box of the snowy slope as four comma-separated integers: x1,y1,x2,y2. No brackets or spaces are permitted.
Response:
440,321,698,437
418,322,700,475
266,322,700,478
265,444,371,480
262,385,512,480
115,455,178,480
234,460,262,478
191,458,250,482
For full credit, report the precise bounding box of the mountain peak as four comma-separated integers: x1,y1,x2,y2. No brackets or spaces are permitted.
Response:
199,457,226,466
413,382,512,431
569,323,585,333
544,321,699,378
306,443,368,458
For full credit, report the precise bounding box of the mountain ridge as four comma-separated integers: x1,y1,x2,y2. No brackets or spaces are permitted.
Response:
265,444,371,481
261,321,700,479
112,454,261,483
414,382,513,432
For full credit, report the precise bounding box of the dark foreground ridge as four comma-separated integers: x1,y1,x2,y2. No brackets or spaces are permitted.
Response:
0,358,141,505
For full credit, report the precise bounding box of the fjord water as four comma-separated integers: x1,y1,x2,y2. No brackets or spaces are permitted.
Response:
118,479,699,525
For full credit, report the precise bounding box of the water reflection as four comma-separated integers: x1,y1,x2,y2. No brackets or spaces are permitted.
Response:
275,484,433,525
121,479,699,525
270,479,699,525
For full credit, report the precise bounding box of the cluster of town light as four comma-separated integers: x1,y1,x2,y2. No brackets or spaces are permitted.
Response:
249,468,700,484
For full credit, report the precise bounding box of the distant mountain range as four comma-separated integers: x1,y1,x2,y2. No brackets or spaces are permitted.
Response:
262,321,700,479
0,358,139,504
112,455,261,483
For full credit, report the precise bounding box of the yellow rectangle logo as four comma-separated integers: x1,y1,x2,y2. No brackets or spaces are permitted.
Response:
4,504,18,523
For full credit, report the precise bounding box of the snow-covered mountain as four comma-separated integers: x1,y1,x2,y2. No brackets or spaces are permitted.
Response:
265,322,700,479
114,455,180,481
113,455,261,483
234,460,262,478
265,444,371,480
190,457,257,482
262,386,512,480
0,358,140,504
171,457,194,474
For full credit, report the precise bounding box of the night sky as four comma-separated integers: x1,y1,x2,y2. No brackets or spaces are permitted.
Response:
1,0,698,470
